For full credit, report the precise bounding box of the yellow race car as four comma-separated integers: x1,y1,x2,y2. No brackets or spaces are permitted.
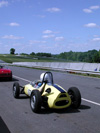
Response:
13,72,81,113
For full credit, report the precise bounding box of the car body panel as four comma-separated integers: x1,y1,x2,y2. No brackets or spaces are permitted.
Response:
24,82,71,109
0,66,12,79
42,84,71,109
24,83,45,96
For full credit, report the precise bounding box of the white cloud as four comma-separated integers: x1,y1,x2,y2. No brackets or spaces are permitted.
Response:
2,35,24,39
90,5,100,10
92,38,100,41
43,30,59,34
84,23,98,28
43,30,53,34
83,9,92,13
0,1,8,7
42,35,55,39
9,22,20,26
83,5,100,13
55,36,64,41
46,7,61,13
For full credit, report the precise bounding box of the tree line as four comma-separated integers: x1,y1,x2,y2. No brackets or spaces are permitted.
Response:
10,48,100,63
56,49,100,63
10,49,52,57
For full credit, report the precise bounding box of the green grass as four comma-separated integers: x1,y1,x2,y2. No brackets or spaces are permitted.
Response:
0,54,35,63
70,71,100,78
0,54,66,63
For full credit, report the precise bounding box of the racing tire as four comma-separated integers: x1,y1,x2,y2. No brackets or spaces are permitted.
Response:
30,90,42,113
68,87,81,109
13,82,20,98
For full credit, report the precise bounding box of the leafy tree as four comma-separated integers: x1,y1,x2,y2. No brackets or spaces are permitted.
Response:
20,53,29,56
30,52,35,56
10,48,15,55
57,49,100,63
93,50,100,63
36,52,52,57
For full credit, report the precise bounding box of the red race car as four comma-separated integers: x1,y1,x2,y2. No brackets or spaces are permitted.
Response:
0,65,12,80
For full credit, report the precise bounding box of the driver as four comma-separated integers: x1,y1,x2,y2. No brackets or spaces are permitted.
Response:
33,73,45,89
40,72,52,84
40,73,45,82
33,73,45,93
32,73,52,93
33,73,51,93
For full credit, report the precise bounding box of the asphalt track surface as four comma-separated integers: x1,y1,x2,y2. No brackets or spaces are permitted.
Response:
0,66,100,133
0,60,5,63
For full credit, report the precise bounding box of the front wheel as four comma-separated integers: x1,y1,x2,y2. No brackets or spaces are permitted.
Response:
13,82,20,98
68,87,81,109
30,90,42,113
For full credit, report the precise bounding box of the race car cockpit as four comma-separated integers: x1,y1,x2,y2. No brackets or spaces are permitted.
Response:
30,72,54,89
41,72,54,85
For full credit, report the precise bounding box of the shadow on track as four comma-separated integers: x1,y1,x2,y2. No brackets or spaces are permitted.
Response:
0,77,19,82
18,95,29,99
0,116,11,133
79,104,91,110
39,104,91,114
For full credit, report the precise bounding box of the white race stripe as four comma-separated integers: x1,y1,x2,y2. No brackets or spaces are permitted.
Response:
13,75,100,107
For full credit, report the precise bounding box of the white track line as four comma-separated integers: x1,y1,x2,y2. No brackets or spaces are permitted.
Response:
82,98,100,106
13,75,100,107
13,75,31,82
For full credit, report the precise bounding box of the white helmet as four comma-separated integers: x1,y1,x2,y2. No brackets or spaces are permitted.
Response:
40,72,49,82
40,72,53,84
40,73,45,81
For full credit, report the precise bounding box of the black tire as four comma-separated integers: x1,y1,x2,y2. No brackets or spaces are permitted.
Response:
13,82,20,98
30,90,42,113
68,87,81,109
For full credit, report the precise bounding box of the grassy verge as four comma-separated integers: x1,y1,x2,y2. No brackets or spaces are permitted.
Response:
0,54,66,63
69,71,100,78
0,54,39,63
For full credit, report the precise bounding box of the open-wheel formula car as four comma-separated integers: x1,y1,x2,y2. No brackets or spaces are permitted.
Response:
13,72,81,113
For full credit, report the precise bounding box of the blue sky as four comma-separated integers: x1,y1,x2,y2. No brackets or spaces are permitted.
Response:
0,0,100,54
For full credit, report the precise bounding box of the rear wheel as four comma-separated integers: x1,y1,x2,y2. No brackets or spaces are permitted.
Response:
13,82,20,98
30,90,42,113
68,87,81,109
